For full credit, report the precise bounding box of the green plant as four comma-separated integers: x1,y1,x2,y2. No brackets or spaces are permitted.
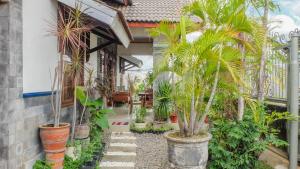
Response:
76,86,112,141
150,0,261,137
130,123,173,134
33,160,51,169
63,156,81,169
208,109,289,169
255,161,272,169
135,107,147,123
154,81,172,122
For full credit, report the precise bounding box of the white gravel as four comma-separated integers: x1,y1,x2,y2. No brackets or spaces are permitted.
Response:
135,133,170,169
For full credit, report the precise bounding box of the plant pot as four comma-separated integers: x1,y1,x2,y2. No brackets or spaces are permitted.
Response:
81,160,95,169
75,124,90,139
66,146,76,159
135,122,146,129
153,120,166,128
170,114,178,123
39,123,70,169
164,131,212,169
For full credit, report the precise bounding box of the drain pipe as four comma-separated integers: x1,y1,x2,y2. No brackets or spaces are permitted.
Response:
289,32,299,169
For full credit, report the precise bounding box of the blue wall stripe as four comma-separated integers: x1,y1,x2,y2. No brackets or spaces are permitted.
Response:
23,91,56,98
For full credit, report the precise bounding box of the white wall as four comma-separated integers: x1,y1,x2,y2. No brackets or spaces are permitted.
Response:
23,0,58,93
85,33,98,83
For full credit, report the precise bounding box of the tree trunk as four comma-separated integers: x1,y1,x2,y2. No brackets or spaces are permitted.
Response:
238,34,246,121
257,0,269,103
71,74,78,142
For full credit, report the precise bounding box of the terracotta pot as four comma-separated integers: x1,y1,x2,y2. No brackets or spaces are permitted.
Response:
39,123,70,169
75,124,90,139
164,131,212,169
170,113,178,123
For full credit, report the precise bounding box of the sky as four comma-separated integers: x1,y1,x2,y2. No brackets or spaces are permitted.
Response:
270,0,300,35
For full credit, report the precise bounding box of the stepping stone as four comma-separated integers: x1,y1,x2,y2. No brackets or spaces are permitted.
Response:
102,154,136,162
100,161,135,169
110,143,137,147
111,132,135,137
109,145,136,152
100,131,137,168
110,138,136,144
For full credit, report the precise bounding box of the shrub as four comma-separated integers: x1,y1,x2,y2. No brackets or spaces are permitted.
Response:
208,109,288,169
154,81,172,122
135,107,147,123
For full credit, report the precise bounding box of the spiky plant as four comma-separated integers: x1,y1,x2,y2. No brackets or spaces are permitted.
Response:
49,3,91,139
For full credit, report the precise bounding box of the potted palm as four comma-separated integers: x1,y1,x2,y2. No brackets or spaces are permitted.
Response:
134,107,147,129
39,4,90,168
150,0,256,168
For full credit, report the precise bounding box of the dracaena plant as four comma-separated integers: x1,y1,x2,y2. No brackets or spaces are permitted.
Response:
150,0,261,137
49,3,91,134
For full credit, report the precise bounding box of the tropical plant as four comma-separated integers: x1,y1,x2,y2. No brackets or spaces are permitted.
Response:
76,86,112,140
33,160,51,169
135,107,147,123
208,108,290,169
49,4,90,128
154,81,172,122
249,0,279,102
150,0,261,137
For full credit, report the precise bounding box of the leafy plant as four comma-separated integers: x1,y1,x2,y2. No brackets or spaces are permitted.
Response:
33,160,51,169
76,86,112,140
208,109,289,169
135,107,147,123
130,123,173,134
154,81,172,122
150,0,261,137
49,3,91,127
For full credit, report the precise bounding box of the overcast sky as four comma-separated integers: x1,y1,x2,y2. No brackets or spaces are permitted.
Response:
270,0,300,35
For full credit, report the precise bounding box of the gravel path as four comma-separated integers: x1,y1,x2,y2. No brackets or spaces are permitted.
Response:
135,133,170,169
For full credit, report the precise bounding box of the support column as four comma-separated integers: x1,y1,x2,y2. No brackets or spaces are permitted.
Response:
288,33,299,169
0,1,23,169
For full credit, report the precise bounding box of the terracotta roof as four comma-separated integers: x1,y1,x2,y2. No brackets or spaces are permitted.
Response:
117,0,191,23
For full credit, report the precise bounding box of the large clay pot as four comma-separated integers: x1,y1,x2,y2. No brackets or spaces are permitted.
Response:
75,124,90,139
164,131,212,169
39,123,70,169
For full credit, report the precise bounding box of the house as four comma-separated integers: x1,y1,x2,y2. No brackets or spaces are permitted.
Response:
0,0,142,168
0,0,191,168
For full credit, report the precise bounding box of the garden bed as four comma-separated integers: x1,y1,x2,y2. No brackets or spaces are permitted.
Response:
130,123,173,134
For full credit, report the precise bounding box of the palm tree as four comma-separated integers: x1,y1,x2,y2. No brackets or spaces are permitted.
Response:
150,0,262,137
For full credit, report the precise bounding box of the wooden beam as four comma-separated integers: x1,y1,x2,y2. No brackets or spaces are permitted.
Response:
88,41,114,54
125,65,135,71
91,29,117,42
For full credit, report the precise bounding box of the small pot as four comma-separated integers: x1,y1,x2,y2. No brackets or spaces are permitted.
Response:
75,124,90,139
170,113,178,123
66,147,76,159
135,122,146,129
81,161,95,169
164,131,212,169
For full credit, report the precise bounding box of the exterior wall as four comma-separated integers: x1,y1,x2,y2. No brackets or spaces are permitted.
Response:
152,38,171,90
85,33,98,82
0,1,72,169
23,0,58,93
